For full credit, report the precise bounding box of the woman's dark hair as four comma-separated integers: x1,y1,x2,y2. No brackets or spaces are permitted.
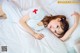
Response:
41,15,69,38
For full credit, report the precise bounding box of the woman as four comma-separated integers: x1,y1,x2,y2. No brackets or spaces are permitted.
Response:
19,6,79,41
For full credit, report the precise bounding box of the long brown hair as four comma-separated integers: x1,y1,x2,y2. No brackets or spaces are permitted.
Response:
41,15,69,38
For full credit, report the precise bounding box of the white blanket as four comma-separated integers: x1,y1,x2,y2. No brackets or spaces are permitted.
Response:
0,1,68,53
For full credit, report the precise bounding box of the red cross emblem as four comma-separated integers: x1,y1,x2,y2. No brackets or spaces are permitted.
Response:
33,9,38,14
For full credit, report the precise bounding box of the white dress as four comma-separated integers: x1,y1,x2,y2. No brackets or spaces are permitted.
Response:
0,1,68,53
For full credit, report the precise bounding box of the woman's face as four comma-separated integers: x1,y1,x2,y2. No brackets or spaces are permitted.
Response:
47,18,63,37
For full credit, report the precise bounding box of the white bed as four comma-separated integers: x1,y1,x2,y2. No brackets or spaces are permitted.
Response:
0,0,80,53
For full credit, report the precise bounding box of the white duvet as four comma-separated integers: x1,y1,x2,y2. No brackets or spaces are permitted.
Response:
0,1,68,53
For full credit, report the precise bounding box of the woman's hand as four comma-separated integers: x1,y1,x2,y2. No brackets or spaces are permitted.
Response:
33,33,44,40
71,12,80,18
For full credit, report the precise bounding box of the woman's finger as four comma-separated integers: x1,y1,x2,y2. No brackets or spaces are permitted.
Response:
41,34,44,38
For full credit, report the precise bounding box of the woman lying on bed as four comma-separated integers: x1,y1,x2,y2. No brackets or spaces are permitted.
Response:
19,6,80,41
2,1,80,53
41,12,80,41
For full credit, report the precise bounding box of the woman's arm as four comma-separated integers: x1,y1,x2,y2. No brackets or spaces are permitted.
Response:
60,12,80,41
19,15,35,35
19,14,44,40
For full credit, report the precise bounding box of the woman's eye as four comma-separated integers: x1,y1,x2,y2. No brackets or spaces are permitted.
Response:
55,30,56,33
50,26,52,28
57,26,59,28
